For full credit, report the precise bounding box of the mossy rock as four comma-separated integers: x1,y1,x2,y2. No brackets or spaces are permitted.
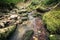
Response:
0,25,16,40
32,13,42,17
49,34,57,40
49,34,60,40
43,11,60,33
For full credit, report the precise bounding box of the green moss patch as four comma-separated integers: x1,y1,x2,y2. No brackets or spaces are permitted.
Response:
43,11,60,33
49,34,60,40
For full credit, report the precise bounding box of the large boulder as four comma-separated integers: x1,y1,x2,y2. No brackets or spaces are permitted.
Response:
43,11,60,33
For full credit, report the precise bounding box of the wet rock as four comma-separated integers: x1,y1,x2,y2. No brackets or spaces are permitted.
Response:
15,19,22,25
10,8,18,14
32,13,41,17
21,17,28,21
18,9,27,14
21,13,28,17
0,15,4,20
12,9,18,13
3,21,11,27
9,15,18,20
36,8,50,13
0,22,4,28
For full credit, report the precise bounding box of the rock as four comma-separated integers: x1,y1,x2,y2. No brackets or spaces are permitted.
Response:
0,22,4,28
18,9,27,14
12,9,18,13
21,13,28,17
3,20,12,27
9,14,18,20
0,15,4,20
4,21,10,27
21,17,28,21
36,8,50,13
15,19,22,25
0,25,16,40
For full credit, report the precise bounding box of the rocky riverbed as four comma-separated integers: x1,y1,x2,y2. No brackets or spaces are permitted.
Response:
0,6,48,40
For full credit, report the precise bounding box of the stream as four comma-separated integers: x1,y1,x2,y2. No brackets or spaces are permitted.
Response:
8,10,47,40
8,11,35,40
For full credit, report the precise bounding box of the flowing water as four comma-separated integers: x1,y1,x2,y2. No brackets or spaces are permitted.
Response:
8,10,47,40
8,11,35,40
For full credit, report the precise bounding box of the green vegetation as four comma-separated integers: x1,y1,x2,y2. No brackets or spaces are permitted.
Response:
22,30,34,40
0,25,16,40
0,0,25,4
43,11,60,33
0,0,60,40
49,35,57,40
49,34,60,40
43,0,60,5
27,0,41,10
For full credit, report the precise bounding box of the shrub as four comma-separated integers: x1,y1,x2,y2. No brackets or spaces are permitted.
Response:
43,11,60,33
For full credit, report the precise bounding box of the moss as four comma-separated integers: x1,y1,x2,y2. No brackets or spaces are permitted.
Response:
0,25,16,40
26,0,41,11
49,34,60,40
32,13,42,18
43,11,60,33
49,34,57,40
